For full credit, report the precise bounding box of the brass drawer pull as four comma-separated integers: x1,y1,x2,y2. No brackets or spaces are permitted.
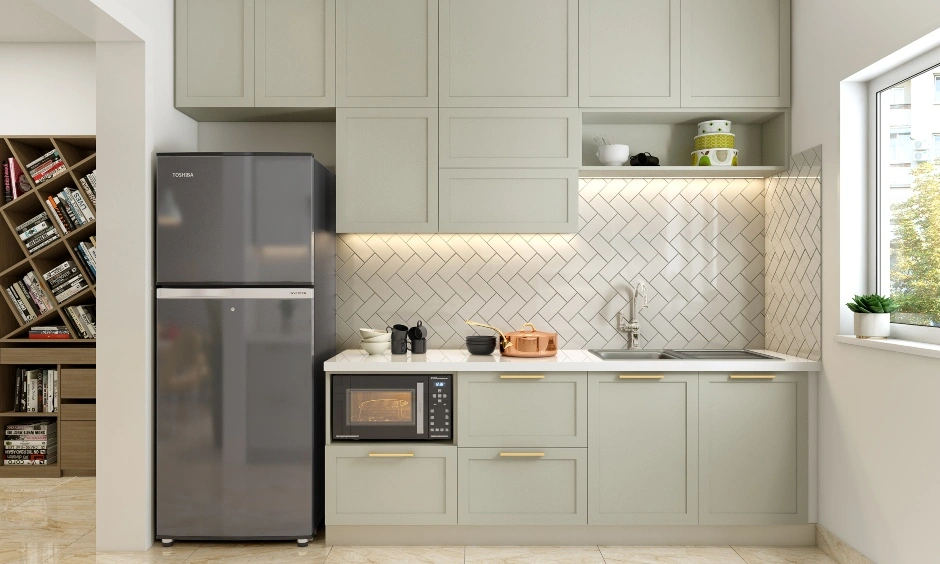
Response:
499,452,545,457
729,374,776,379
368,452,414,457
619,374,665,379
499,374,544,379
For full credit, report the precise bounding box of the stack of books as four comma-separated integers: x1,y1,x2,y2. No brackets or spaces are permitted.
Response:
2,157,29,203
73,238,96,283
26,150,66,186
64,305,95,339
77,169,96,206
46,187,93,234
4,420,57,466
43,260,87,303
5,270,53,323
16,211,59,255
28,326,70,340
11,369,57,413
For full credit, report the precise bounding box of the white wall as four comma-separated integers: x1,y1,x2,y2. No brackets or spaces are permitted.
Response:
197,122,336,167
791,1,940,561
0,43,95,134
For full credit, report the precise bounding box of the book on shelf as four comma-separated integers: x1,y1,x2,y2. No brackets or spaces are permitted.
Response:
25,150,66,186
3,418,57,465
41,259,88,303
46,187,94,234
3,158,30,204
5,270,53,323
14,211,60,255
29,325,70,340
10,370,57,413
73,241,96,283
78,172,96,206
65,304,95,339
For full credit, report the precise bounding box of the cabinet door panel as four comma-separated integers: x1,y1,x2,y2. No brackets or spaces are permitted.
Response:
337,0,437,106
439,169,577,233
61,421,95,474
326,444,456,525
700,373,808,525
176,0,254,107
681,0,790,107
440,0,577,107
336,108,438,233
255,0,335,107
458,448,587,525
579,0,679,107
588,373,697,525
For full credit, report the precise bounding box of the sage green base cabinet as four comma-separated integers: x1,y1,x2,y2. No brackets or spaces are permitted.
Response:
457,448,587,525
457,372,587,448
326,444,457,525
699,373,808,525
588,372,698,525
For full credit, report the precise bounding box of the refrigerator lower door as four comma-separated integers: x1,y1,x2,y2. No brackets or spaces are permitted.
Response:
156,288,314,539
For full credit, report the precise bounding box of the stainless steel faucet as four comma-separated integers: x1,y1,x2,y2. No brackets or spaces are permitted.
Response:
617,280,649,349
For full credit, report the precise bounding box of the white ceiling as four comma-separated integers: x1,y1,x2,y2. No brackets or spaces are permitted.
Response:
0,0,92,42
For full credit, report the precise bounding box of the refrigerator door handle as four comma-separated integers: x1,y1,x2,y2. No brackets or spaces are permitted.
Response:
157,288,314,300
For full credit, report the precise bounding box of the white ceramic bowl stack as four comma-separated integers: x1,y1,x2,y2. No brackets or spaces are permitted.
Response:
692,120,738,167
359,328,391,354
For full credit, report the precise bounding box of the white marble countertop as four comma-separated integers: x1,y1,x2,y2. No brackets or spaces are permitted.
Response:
324,349,821,373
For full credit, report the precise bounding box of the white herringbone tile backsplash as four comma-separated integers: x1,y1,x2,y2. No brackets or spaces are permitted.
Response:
336,177,766,351
765,146,822,360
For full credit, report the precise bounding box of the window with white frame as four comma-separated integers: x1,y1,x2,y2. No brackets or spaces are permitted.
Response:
872,51,940,343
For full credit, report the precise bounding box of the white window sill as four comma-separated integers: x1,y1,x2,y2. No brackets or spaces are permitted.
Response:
835,335,940,360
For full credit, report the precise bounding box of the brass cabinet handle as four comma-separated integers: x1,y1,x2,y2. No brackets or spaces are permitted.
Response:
499,452,545,457
729,374,776,379
499,374,544,379
619,374,665,379
368,452,414,457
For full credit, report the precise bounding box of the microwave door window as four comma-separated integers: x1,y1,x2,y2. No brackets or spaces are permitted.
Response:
347,390,415,426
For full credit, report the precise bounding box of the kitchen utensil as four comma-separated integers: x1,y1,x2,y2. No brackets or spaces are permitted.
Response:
693,133,735,151
361,341,391,355
466,335,497,355
501,323,559,357
596,144,630,166
391,328,408,354
691,148,738,166
629,152,660,166
410,338,427,354
359,328,388,339
408,321,428,341
360,334,391,343
465,320,512,351
697,120,732,134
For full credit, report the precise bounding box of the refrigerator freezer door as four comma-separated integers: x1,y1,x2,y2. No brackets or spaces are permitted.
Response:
156,154,314,286
155,288,314,539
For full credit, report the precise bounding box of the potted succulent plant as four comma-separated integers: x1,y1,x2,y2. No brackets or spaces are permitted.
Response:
845,294,899,339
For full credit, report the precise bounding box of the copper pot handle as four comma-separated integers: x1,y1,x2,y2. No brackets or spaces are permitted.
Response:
522,323,536,332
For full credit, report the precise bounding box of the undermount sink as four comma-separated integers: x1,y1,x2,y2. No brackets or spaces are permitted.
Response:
588,349,680,360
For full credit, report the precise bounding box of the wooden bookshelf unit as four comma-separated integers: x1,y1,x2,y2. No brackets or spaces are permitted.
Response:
0,136,96,477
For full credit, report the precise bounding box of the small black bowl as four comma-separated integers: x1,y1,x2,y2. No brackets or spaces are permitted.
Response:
466,336,497,355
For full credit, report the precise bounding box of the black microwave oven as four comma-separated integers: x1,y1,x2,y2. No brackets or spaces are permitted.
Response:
331,374,452,440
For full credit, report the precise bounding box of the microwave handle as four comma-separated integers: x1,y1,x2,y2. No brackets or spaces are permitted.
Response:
416,382,424,436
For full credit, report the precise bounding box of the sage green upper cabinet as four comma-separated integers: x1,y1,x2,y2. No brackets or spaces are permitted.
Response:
337,0,438,107
681,0,790,107
699,373,808,525
176,0,254,107
588,373,698,525
579,0,680,107
336,108,438,233
255,0,335,107
439,0,578,107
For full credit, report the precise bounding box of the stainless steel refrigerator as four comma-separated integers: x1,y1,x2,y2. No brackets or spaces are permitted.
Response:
154,153,334,546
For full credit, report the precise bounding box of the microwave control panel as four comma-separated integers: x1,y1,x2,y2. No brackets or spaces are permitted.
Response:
427,375,452,440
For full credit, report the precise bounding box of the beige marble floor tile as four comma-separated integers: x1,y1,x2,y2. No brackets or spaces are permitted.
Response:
48,541,201,563
815,526,874,564
599,546,746,563
326,545,461,564
465,545,604,563
186,542,332,563
68,529,95,549
0,542,62,563
40,478,95,499
0,502,95,531
732,547,836,563
0,491,33,513
0,478,69,497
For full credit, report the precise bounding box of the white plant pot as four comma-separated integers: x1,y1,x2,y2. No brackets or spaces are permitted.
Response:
854,312,890,339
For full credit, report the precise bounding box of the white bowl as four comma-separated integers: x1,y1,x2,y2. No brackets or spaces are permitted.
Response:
691,148,738,166
697,120,732,134
361,341,391,355
361,334,392,343
359,328,388,339
596,144,630,166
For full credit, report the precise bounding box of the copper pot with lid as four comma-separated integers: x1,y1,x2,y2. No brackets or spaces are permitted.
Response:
465,321,559,357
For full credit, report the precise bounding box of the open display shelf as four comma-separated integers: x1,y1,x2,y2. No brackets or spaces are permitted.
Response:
0,137,96,343
580,108,790,178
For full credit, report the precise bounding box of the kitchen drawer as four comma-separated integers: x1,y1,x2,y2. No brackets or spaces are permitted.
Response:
61,404,95,421
439,108,580,168
457,372,586,448
325,443,456,525
60,369,95,399
61,420,95,473
439,169,578,233
457,447,587,525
